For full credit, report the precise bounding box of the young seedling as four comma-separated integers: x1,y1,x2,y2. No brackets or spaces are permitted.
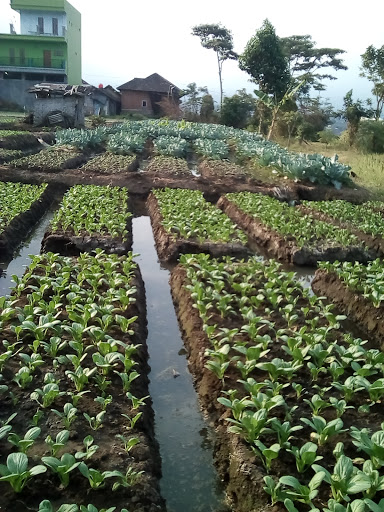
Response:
45,430,70,457
115,434,140,453
287,442,323,473
52,403,78,429
75,435,99,460
41,453,80,488
103,466,144,491
83,411,105,431
0,452,47,492
8,427,41,454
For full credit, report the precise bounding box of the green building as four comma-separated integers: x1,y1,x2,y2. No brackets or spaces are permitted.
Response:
0,0,81,107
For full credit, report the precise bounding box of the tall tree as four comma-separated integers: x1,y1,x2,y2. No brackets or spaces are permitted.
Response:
280,35,347,92
340,90,373,146
239,19,291,99
180,82,208,118
192,24,237,109
360,45,384,120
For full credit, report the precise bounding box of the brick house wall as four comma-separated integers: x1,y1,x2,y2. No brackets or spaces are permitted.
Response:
121,90,153,114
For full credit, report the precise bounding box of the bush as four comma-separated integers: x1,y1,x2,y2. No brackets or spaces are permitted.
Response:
356,120,384,153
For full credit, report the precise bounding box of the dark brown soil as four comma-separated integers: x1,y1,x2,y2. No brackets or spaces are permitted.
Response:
0,183,57,257
170,267,270,512
0,266,165,512
0,164,369,203
312,269,384,350
299,204,384,257
146,193,251,262
217,196,376,266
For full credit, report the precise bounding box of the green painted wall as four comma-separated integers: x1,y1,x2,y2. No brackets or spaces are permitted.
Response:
64,0,81,84
0,34,66,70
7,0,81,84
11,0,66,12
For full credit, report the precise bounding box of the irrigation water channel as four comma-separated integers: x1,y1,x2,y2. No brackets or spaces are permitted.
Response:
0,203,318,512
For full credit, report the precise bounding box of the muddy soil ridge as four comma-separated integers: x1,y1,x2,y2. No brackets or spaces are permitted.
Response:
217,195,376,266
146,192,251,262
0,183,58,258
312,269,384,350
170,265,274,512
299,203,384,257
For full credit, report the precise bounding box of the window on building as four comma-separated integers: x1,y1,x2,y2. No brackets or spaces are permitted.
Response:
37,17,44,34
142,100,147,107
52,18,58,35
9,48,15,65
19,48,25,65
54,50,64,57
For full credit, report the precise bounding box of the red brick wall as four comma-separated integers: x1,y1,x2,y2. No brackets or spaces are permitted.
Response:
121,90,152,113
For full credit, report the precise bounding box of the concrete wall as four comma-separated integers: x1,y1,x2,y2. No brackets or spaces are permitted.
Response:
0,78,39,109
20,10,67,36
33,95,84,126
121,90,153,114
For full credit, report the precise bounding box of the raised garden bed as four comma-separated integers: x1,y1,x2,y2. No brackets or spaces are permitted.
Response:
145,155,190,176
300,200,384,256
42,185,132,255
0,251,165,512
0,130,55,150
147,188,250,262
11,145,86,173
218,193,375,266
171,253,384,512
312,259,384,350
80,153,139,174
0,181,54,257
198,158,249,180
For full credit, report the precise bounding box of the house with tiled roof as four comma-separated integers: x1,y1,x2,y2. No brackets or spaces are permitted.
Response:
117,73,180,116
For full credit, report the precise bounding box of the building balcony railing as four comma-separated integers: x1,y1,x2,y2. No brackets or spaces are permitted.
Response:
0,56,66,69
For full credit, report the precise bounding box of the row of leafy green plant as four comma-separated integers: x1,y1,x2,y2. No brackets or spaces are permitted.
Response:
0,182,47,234
11,146,82,171
153,188,248,245
49,185,131,238
302,200,384,238
225,192,363,250
52,120,352,188
80,153,137,174
178,253,384,512
0,148,24,163
0,250,155,510
319,259,384,309
146,156,190,175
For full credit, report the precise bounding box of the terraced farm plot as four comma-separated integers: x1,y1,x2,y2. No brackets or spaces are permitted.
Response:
313,258,384,348
42,185,132,255
148,188,249,261
0,181,52,256
80,153,138,174
219,192,374,265
145,155,190,176
0,250,164,512
171,253,384,512
11,146,86,172
301,199,384,256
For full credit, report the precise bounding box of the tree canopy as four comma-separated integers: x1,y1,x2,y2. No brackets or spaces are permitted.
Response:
239,19,290,100
279,35,347,92
192,23,237,109
360,44,384,120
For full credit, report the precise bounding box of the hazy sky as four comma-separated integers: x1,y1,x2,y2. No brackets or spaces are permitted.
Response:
1,0,384,108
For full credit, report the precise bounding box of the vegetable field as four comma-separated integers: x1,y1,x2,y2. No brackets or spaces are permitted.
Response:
147,188,249,261
218,192,374,266
42,185,132,255
0,250,164,512
171,253,384,512
1,120,384,512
